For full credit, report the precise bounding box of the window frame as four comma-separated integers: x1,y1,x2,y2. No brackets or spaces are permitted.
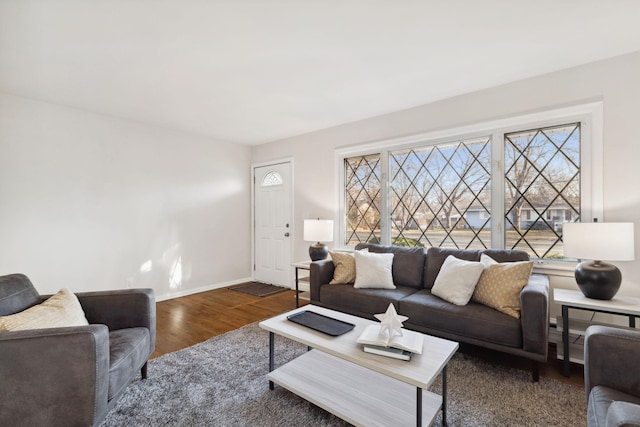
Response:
335,102,603,272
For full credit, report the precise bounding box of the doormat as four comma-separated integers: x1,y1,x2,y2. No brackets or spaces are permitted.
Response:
229,282,288,297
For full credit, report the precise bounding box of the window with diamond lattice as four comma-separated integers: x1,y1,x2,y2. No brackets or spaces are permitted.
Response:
261,171,283,187
344,154,381,245
505,123,580,258
390,137,491,249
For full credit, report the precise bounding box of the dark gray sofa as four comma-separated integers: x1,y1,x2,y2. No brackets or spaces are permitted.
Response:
0,273,156,427
310,243,549,381
585,325,640,426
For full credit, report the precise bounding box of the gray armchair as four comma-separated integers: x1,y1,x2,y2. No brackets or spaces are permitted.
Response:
585,325,640,426
0,273,156,427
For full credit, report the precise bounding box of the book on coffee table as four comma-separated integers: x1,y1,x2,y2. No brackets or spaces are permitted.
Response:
362,344,412,360
356,324,424,355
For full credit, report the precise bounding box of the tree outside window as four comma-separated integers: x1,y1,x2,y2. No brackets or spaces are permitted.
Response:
504,123,580,258
344,154,381,245
389,137,491,249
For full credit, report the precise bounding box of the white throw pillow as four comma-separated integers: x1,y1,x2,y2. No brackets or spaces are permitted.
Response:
0,288,89,332
329,248,368,284
480,253,498,268
353,251,395,289
431,255,484,306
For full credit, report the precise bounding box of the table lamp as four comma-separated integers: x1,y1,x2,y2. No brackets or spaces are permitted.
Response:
563,221,635,300
304,219,334,261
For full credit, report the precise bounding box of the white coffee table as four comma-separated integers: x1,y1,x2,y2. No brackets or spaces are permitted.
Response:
259,305,458,426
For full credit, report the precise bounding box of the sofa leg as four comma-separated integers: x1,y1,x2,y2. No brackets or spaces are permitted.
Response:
531,361,539,382
141,362,148,380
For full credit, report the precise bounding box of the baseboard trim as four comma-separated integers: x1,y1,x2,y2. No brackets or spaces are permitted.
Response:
155,277,253,302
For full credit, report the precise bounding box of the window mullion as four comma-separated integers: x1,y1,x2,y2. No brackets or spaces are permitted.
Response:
491,131,505,249
380,150,390,245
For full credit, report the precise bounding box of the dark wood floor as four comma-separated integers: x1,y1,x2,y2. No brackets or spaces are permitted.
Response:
153,287,585,388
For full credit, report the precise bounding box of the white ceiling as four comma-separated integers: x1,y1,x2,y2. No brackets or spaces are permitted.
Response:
2,1,640,145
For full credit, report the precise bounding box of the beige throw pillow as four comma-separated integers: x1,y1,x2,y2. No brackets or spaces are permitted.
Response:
329,251,357,284
0,288,89,332
472,260,534,318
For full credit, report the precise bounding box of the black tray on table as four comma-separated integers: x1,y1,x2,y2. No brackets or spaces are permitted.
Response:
287,310,356,336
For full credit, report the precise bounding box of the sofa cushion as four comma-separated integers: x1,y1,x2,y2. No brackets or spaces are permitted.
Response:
399,289,523,348
320,284,417,315
431,255,484,306
482,249,530,263
355,243,426,288
588,386,640,427
0,274,40,316
0,288,89,332
354,251,395,289
108,327,151,400
424,247,481,289
472,258,534,318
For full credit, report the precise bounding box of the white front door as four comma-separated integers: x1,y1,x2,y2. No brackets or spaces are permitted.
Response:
253,162,292,287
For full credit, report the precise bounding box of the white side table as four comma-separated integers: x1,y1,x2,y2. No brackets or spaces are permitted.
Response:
291,261,312,308
553,288,640,377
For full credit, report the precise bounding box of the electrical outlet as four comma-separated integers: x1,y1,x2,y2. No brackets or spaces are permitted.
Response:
126,278,133,288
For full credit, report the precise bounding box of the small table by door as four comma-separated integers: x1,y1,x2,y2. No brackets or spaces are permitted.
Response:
292,261,311,308
554,288,640,377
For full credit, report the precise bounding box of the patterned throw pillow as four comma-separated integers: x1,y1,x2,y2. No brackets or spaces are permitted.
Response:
329,251,357,284
472,260,534,318
0,288,89,331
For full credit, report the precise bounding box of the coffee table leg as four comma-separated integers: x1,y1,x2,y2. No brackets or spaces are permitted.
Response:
416,387,422,427
269,332,274,390
442,366,448,426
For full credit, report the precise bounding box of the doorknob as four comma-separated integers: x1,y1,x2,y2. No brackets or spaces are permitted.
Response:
284,232,290,237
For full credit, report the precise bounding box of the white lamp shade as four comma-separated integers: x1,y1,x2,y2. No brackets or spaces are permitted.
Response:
563,222,635,261
304,219,334,243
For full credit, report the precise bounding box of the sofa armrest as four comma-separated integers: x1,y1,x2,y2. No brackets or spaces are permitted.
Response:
585,325,640,399
605,401,640,427
0,325,110,426
76,288,156,351
310,259,335,302
520,273,549,358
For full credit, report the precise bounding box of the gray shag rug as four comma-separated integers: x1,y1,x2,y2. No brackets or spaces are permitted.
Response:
102,323,586,426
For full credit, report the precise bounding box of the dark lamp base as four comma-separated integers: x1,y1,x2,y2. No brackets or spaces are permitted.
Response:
575,260,622,300
309,243,328,261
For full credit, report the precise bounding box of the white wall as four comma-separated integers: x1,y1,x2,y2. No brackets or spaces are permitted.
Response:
0,93,252,300
252,50,640,322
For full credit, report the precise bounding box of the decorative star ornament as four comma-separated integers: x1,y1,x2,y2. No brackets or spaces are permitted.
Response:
374,303,408,343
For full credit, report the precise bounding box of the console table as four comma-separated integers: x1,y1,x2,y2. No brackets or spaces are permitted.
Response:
554,288,640,377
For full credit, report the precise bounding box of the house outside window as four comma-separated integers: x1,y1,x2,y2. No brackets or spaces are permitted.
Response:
339,103,602,262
